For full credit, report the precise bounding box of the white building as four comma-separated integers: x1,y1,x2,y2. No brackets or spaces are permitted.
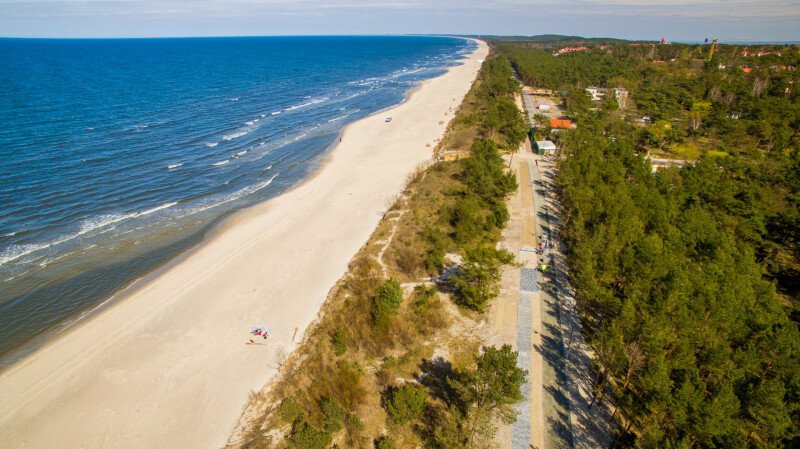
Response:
586,86,605,101
586,87,629,104
537,104,551,111
535,140,557,155
613,88,629,104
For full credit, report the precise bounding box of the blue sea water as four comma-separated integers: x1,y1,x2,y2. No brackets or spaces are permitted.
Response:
0,36,473,361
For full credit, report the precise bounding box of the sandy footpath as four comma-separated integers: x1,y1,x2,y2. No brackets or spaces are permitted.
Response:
0,40,488,449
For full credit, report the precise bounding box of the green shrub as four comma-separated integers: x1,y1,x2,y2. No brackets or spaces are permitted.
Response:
374,436,395,449
386,384,428,424
489,201,510,229
278,397,303,423
412,285,437,309
449,344,526,417
451,194,483,244
463,140,518,203
372,278,402,329
483,97,528,148
451,246,515,312
330,328,347,356
285,418,331,449
346,414,365,432
430,405,467,449
321,398,345,433
424,228,447,273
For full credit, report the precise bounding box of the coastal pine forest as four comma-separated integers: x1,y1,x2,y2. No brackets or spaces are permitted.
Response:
496,37,800,447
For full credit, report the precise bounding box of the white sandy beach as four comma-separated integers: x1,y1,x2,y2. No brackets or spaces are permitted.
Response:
0,40,488,448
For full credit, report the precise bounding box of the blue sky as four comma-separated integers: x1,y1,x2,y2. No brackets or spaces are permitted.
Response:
0,0,798,41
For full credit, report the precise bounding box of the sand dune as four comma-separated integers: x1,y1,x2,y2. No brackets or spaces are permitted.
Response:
0,40,488,448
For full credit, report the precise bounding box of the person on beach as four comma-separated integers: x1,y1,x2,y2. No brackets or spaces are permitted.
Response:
248,326,270,344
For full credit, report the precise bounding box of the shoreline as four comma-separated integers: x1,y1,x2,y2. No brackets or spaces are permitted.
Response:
0,47,465,372
0,39,488,448
209,56,445,239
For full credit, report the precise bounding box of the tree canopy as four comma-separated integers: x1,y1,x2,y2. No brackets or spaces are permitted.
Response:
494,38,800,447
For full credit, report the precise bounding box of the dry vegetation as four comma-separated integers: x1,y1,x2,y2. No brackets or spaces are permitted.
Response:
437,75,487,160
227,165,489,448
229,130,485,449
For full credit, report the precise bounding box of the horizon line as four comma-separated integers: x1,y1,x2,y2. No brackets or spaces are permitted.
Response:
0,34,797,45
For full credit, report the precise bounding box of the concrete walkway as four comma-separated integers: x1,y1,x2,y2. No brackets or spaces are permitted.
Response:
493,92,613,449
518,150,574,449
507,144,613,449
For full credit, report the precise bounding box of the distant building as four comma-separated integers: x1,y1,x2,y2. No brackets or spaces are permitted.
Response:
550,118,572,129
537,104,551,111
613,88,629,104
535,140,557,155
648,158,687,172
585,86,629,103
743,48,782,57
586,86,604,101
553,46,588,56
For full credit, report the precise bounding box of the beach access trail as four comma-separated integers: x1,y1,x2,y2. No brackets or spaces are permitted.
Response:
0,40,488,449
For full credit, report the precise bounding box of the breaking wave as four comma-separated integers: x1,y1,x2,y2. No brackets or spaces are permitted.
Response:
0,201,178,267
181,174,279,217
285,97,329,111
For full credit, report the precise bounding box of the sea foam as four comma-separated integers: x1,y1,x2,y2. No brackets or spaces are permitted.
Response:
285,97,329,111
223,120,261,141
0,202,178,267
182,174,279,217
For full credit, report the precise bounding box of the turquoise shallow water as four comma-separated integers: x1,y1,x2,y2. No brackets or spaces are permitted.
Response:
0,35,473,361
